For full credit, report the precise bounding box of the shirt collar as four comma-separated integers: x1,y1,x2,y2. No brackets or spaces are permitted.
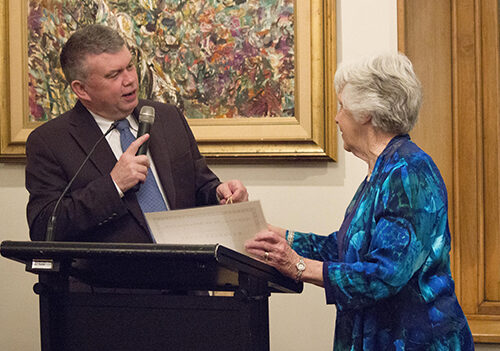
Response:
89,111,138,133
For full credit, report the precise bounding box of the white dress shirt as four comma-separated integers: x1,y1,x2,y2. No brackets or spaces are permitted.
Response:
91,112,170,210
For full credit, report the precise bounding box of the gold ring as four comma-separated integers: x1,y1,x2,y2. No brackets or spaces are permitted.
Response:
264,251,269,261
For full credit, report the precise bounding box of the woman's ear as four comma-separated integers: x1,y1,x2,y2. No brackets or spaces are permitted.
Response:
360,113,372,125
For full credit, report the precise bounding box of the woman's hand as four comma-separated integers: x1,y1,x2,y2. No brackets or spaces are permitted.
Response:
266,224,287,239
245,227,300,279
245,225,325,287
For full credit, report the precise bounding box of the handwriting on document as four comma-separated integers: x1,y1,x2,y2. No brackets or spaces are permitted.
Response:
145,200,267,255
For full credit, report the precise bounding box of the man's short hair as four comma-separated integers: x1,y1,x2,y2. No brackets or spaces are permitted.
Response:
60,24,126,84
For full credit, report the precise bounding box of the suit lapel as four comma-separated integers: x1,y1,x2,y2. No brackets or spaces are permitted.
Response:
69,101,150,234
68,101,117,175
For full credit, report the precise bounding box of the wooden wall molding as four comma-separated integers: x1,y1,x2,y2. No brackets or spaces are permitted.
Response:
398,0,500,343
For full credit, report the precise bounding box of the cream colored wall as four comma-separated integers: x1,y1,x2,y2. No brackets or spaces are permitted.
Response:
0,163,39,349
0,0,498,350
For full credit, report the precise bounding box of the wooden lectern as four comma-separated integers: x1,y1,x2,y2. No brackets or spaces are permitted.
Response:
0,241,302,351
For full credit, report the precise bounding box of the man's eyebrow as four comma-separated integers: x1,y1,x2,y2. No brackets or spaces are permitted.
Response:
104,68,122,78
103,59,134,78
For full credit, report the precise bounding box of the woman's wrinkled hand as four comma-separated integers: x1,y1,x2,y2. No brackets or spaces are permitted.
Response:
245,227,300,280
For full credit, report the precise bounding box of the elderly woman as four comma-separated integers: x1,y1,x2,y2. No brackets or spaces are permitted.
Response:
245,53,474,350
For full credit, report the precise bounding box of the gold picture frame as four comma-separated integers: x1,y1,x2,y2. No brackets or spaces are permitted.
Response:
0,0,336,162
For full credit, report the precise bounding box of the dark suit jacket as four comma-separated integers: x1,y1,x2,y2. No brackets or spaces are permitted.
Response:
26,99,221,242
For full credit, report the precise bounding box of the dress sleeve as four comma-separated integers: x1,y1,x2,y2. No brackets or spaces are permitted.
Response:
291,231,339,262
322,162,447,311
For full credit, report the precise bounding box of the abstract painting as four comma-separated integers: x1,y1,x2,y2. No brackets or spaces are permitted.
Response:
27,0,295,122
0,0,336,160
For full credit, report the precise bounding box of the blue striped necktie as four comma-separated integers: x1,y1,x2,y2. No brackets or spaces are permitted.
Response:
115,119,167,213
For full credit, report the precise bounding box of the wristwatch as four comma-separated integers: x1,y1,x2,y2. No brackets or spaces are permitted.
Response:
295,257,306,282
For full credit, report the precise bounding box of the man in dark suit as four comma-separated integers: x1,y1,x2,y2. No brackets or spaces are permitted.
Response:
26,24,248,243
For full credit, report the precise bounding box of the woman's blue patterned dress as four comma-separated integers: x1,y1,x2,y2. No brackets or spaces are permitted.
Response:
290,135,474,350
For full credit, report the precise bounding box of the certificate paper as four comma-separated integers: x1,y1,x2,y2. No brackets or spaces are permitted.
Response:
145,200,267,255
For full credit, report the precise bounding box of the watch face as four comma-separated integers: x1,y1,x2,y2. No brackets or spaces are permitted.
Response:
297,261,306,271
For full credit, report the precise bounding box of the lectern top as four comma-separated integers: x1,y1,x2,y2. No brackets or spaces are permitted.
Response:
1,241,303,293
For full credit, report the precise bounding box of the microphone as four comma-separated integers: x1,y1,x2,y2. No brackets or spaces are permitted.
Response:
45,121,119,241
136,106,155,156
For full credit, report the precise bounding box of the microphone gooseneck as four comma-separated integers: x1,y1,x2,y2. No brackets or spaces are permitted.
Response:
45,121,119,241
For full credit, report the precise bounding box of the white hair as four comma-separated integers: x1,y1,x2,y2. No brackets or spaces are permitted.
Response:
334,52,423,134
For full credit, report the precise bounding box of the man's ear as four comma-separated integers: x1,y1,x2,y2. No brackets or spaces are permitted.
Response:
71,80,90,102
